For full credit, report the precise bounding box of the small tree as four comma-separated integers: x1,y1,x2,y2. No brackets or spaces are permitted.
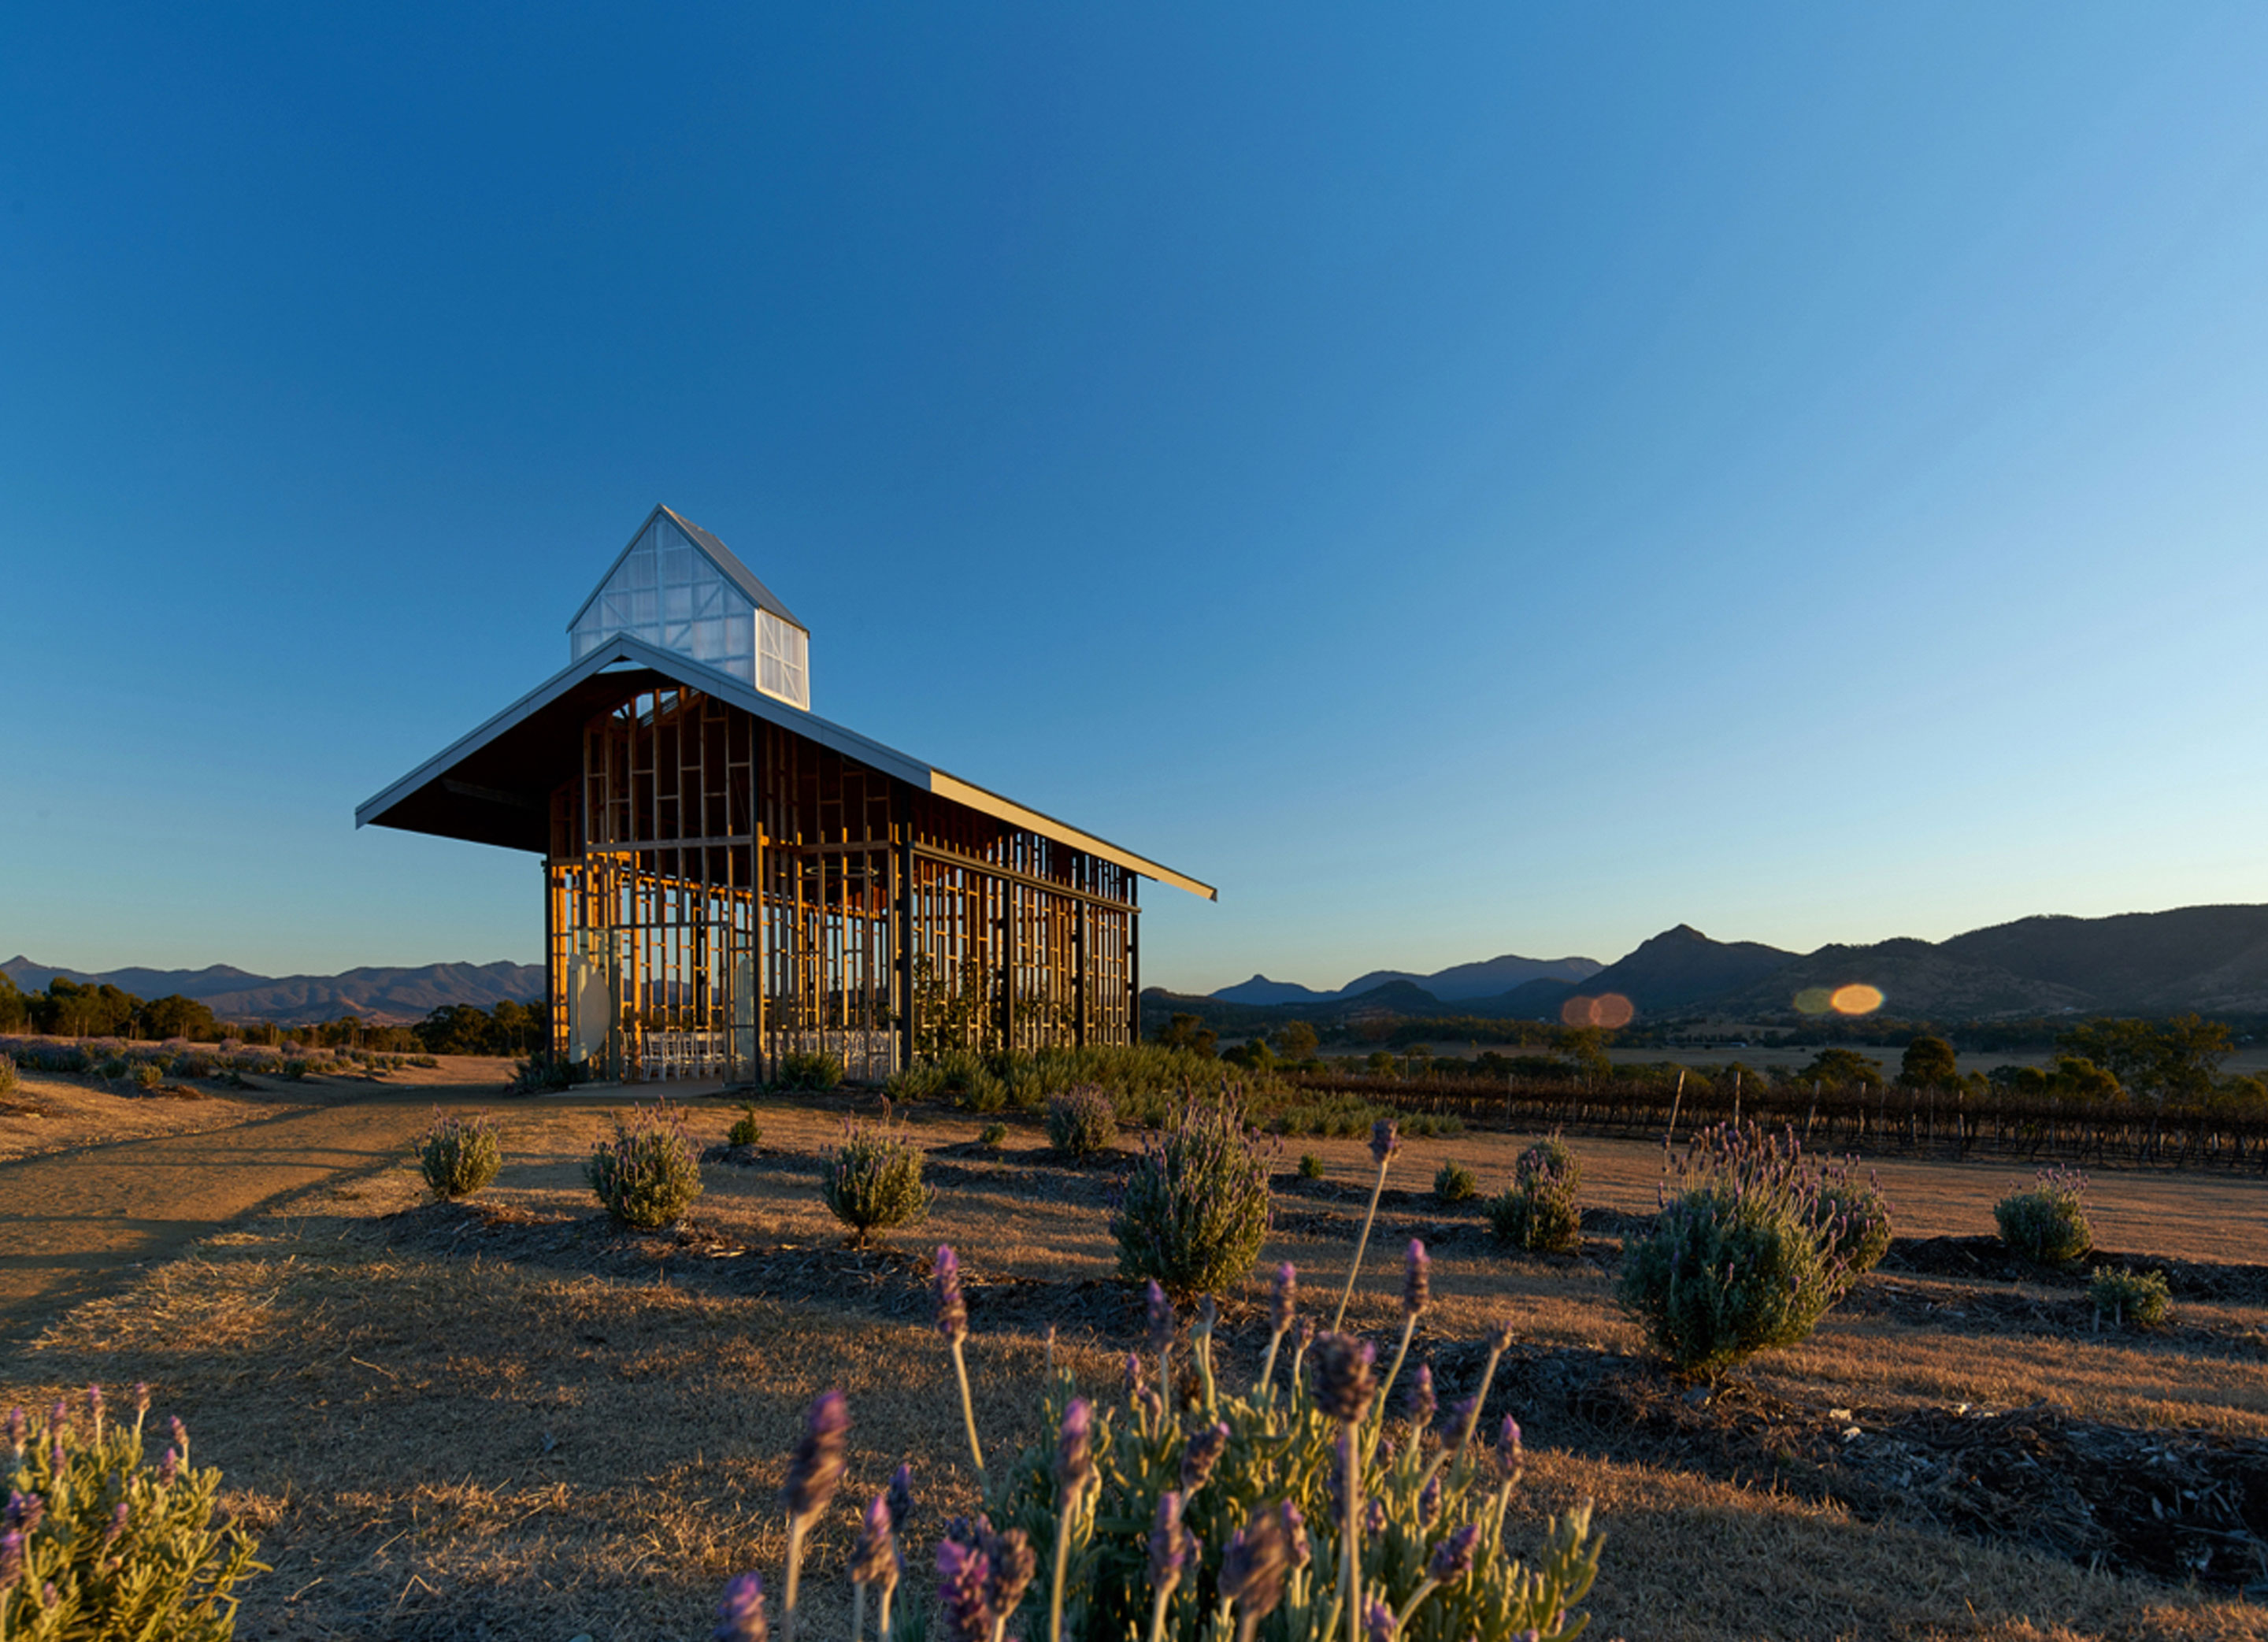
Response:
1271,1021,1320,1062
1899,1035,1958,1088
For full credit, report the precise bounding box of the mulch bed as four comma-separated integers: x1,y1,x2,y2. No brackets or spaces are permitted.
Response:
1422,1338,2268,1592
1881,1233,2268,1304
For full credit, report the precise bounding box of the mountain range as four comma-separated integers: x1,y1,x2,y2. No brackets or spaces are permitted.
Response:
1195,903,2268,1023
0,957,545,1027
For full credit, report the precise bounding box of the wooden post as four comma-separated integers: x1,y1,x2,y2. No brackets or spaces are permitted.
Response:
1665,1067,1685,1148
895,788,914,1077
1128,895,1142,1045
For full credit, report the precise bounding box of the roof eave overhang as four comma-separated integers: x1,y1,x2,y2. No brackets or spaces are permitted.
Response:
356,633,1215,900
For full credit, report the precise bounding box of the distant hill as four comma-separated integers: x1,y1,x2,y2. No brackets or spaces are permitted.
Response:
1553,924,1797,1014
1210,952,1601,1006
0,956,544,1026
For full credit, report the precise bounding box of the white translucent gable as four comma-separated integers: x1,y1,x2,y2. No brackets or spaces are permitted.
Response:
569,515,811,710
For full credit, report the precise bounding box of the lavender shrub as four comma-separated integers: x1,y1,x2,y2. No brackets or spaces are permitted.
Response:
584,1100,706,1229
1045,1085,1119,1158
1111,1094,1273,1302
821,1119,929,1247
415,1109,502,1199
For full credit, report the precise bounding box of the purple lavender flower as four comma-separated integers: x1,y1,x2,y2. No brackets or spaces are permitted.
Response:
934,1247,969,1341
1146,1281,1175,1355
713,1570,769,1642
168,1415,187,1457
987,1526,1036,1621
935,1537,994,1642
1271,1263,1298,1333
1124,1352,1145,1394
1362,1594,1399,1642
1403,1240,1430,1318
1281,1499,1310,1567
1054,1398,1094,1495
1489,1318,1514,1353
84,1384,104,1434
1217,1503,1292,1622
850,1495,899,1591
1365,1497,1386,1534
1428,1522,1480,1583
1418,1471,1442,1526
1499,1415,1523,1462
1442,1395,1475,1437
1307,1333,1378,1422
1406,1363,1436,1429
3,1410,21,1455
103,1500,129,1548
132,1383,150,1418
1369,1119,1399,1166
0,1529,22,1588
3,1492,41,1534
158,1449,179,1488
1294,1317,1316,1354
780,1390,849,1523
47,1403,67,1435
1180,1420,1229,1492
886,1462,916,1533
1148,1491,1195,1592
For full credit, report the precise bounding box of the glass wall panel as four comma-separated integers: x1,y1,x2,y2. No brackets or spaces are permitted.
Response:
570,516,758,684
758,610,810,709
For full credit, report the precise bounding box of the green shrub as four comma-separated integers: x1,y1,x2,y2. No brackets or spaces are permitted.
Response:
280,1058,310,1082
132,1062,164,1091
2091,1265,2171,1329
1618,1121,1860,1377
1111,1093,1273,1300
821,1119,929,1246
410,1054,439,1068
506,1051,575,1095
417,1110,502,1199
978,1121,1008,1149
99,1055,130,1081
1403,1112,1465,1138
585,1102,705,1229
1487,1133,1583,1254
1994,1167,2091,1265
1433,1160,1478,1202
775,1050,844,1092
165,1051,211,1081
1298,1151,1325,1180
726,1104,764,1147
1044,1084,1118,1157
1,1386,264,1638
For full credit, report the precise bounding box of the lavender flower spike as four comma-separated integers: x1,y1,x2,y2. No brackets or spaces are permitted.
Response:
1148,1491,1195,1590
933,1247,969,1341
0,1529,23,1592
1308,1333,1378,1423
1218,1503,1293,1627
713,1571,769,1642
1271,1263,1298,1333
1280,1500,1310,1569
1402,1240,1430,1318
781,1390,850,1523
1499,1415,1524,1460
886,1463,917,1533
2,1410,21,1458
1369,1118,1399,1165
1406,1364,1437,1429
1362,1595,1399,1642
1180,1420,1230,1492
935,1538,994,1642
852,1495,899,1590
1146,1281,1175,1356
1428,1522,1481,1583
1054,1399,1094,1495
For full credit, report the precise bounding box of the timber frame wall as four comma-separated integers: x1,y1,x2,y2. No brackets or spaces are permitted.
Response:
543,683,1139,1083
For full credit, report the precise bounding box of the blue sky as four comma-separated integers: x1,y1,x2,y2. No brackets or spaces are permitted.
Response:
4,5,2266,992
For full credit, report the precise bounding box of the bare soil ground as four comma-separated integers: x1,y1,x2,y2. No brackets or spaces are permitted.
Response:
3,1098,2266,1640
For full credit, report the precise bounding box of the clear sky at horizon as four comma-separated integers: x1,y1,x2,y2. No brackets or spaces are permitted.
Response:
5,5,2267,993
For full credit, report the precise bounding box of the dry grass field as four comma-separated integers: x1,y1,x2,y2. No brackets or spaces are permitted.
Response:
6,1092,2267,1640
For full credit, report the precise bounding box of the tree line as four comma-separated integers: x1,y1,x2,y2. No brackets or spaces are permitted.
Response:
0,973,547,1058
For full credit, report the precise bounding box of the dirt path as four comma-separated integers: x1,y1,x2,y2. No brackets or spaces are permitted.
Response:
0,1088,499,1346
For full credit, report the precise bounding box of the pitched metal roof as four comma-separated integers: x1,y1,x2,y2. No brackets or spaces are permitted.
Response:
564,504,805,633
355,631,1216,900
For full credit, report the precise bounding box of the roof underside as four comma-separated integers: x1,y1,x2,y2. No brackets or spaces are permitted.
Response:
355,632,1214,899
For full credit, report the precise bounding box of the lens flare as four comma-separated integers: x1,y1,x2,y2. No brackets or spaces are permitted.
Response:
1829,984,1884,1016
1792,988,1834,1016
1558,993,1635,1029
